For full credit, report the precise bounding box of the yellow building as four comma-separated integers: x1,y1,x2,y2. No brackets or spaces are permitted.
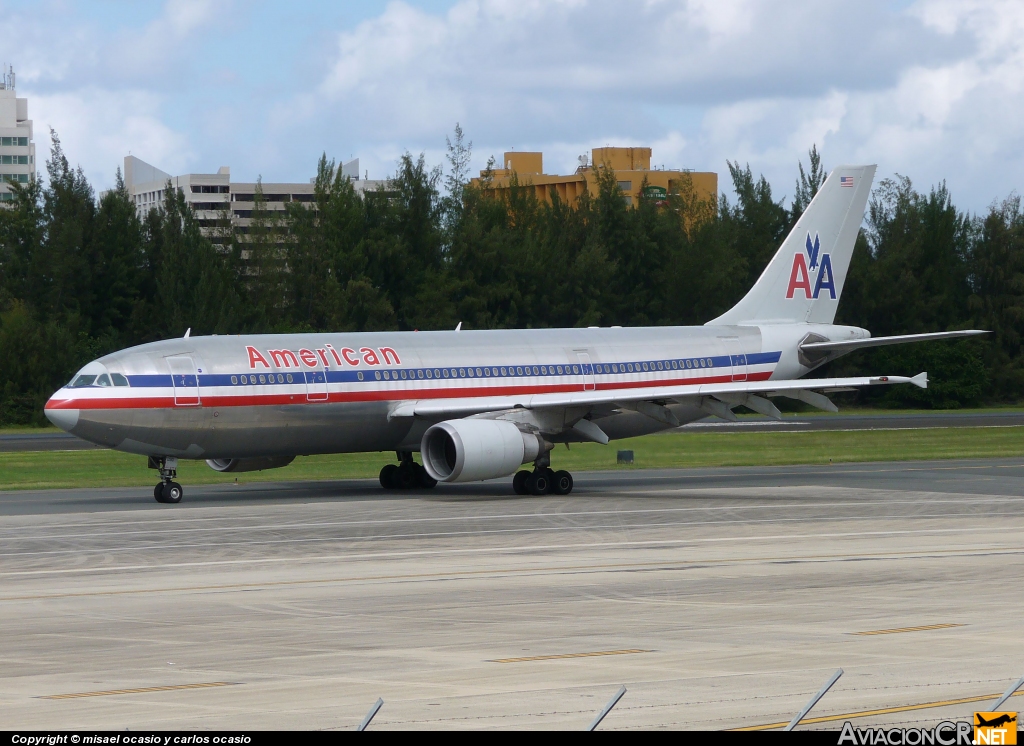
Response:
470,147,717,208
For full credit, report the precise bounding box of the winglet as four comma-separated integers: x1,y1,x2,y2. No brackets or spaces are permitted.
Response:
910,372,928,389
184,328,191,338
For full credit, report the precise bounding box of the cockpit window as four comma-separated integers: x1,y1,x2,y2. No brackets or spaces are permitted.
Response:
111,373,129,387
96,374,112,387
71,375,97,388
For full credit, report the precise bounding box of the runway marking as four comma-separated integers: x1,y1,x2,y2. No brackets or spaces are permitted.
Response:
851,623,965,636
1,528,1021,583
38,681,238,700
4,496,1024,542
734,689,1024,731
4,510,1023,560
2,545,1020,601
490,649,653,663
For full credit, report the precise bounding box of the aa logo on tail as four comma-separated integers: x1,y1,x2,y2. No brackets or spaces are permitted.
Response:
786,233,836,300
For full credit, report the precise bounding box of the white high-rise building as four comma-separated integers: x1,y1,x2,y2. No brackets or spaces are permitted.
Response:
0,66,36,203
122,155,385,244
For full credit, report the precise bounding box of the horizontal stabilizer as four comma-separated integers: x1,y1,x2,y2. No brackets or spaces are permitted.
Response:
800,330,988,355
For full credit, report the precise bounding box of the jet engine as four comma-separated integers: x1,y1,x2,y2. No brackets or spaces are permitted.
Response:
421,419,545,483
205,455,296,473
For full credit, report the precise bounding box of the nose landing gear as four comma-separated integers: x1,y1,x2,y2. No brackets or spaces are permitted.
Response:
149,456,184,504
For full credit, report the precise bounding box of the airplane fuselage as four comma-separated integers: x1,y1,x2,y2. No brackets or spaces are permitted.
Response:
44,323,865,460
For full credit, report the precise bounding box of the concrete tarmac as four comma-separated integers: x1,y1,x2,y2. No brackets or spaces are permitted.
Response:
1,460,1023,730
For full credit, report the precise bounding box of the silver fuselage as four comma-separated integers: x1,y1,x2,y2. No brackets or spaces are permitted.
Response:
45,324,862,459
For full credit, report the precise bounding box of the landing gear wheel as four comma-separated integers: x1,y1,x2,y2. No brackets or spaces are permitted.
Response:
527,469,551,496
552,470,573,495
162,482,183,504
512,470,530,495
396,463,417,490
415,463,437,489
154,483,168,503
379,464,398,489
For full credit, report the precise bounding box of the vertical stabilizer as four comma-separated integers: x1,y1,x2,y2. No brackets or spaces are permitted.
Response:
708,165,875,326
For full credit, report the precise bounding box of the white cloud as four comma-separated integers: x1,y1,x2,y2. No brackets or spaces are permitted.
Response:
30,89,192,186
297,0,986,201
5,0,1024,210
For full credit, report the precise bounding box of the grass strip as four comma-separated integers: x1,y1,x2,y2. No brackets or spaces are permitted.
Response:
2,426,1023,492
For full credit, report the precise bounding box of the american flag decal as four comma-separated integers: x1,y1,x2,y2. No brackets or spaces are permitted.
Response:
840,176,854,187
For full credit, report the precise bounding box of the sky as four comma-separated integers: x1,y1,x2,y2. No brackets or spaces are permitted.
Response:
5,0,1024,212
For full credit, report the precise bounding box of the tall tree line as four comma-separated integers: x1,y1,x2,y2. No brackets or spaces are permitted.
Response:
1,131,1022,424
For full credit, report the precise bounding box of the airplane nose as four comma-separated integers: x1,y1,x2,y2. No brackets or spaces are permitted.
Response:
44,395,79,432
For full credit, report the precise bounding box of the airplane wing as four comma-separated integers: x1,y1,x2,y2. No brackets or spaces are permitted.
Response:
387,372,927,422
800,330,987,356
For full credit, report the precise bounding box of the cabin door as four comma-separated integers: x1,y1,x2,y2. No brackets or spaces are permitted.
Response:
575,351,596,391
720,337,747,382
166,356,201,406
305,365,328,402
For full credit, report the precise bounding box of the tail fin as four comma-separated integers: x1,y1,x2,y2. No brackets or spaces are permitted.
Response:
708,164,876,326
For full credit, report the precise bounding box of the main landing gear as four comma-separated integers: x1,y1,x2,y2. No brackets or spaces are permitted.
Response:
512,451,573,496
149,456,183,504
379,451,437,490
512,467,573,495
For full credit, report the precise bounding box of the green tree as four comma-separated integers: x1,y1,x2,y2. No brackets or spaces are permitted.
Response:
153,183,240,336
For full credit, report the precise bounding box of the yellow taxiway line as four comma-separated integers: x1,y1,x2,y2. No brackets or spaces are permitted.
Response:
851,623,966,636
734,690,1024,731
38,681,238,700
490,649,653,663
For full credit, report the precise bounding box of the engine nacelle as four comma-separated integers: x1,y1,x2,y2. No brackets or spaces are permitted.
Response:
421,419,543,483
205,455,296,473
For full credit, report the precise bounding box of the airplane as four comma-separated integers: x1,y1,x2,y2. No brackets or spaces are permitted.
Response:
44,164,986,503
976,714,1016,728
